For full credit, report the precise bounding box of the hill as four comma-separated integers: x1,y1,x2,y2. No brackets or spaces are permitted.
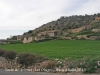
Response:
9,13,100,43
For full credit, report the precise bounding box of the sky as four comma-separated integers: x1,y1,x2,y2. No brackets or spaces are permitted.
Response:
0,0,100,39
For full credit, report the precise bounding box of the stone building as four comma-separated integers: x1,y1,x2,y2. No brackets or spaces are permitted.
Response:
16,35,23,40
34,30,60,41
11,35,23,41
37,30,60,37
22,36,35,44
35,36,46,41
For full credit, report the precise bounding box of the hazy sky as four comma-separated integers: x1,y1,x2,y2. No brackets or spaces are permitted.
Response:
0,0,100,39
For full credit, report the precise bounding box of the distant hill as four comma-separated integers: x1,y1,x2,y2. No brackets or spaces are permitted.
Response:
10,13,100,43
24,13,100,35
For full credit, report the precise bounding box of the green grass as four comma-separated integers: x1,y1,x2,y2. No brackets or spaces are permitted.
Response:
1,40,100,59
69,30,100,36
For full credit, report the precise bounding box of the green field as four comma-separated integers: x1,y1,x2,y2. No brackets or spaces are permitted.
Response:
1,40,100,59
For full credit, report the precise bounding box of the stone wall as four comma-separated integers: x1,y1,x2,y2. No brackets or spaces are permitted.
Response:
35,36,46,41
92,29,100,32
22,37,34,44
68,26,86,33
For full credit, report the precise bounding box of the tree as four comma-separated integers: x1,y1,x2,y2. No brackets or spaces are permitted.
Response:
4,50,17,60
28,30,32,34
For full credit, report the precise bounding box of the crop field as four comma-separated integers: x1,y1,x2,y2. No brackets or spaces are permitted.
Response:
1,40,100,59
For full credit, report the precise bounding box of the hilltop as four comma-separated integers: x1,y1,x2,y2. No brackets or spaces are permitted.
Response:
9,13,100,43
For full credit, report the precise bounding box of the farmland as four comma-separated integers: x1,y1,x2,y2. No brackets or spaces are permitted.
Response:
1,40,100,59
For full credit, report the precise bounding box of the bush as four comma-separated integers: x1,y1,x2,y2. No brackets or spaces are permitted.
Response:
4,50,17,60
83,61,97,73
17,53,36,67
27,30,32,34
0,49,5,56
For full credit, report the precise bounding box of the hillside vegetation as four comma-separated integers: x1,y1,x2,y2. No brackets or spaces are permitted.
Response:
24,13,100,37
2,40,100,59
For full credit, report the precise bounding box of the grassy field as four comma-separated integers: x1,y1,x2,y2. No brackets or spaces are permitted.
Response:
1,40,100,59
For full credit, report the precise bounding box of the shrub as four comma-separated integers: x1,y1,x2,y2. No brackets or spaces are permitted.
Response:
17,53,36,67
0,49,5,56
83,61,97,73
4,50,17,60
28,30,32,34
